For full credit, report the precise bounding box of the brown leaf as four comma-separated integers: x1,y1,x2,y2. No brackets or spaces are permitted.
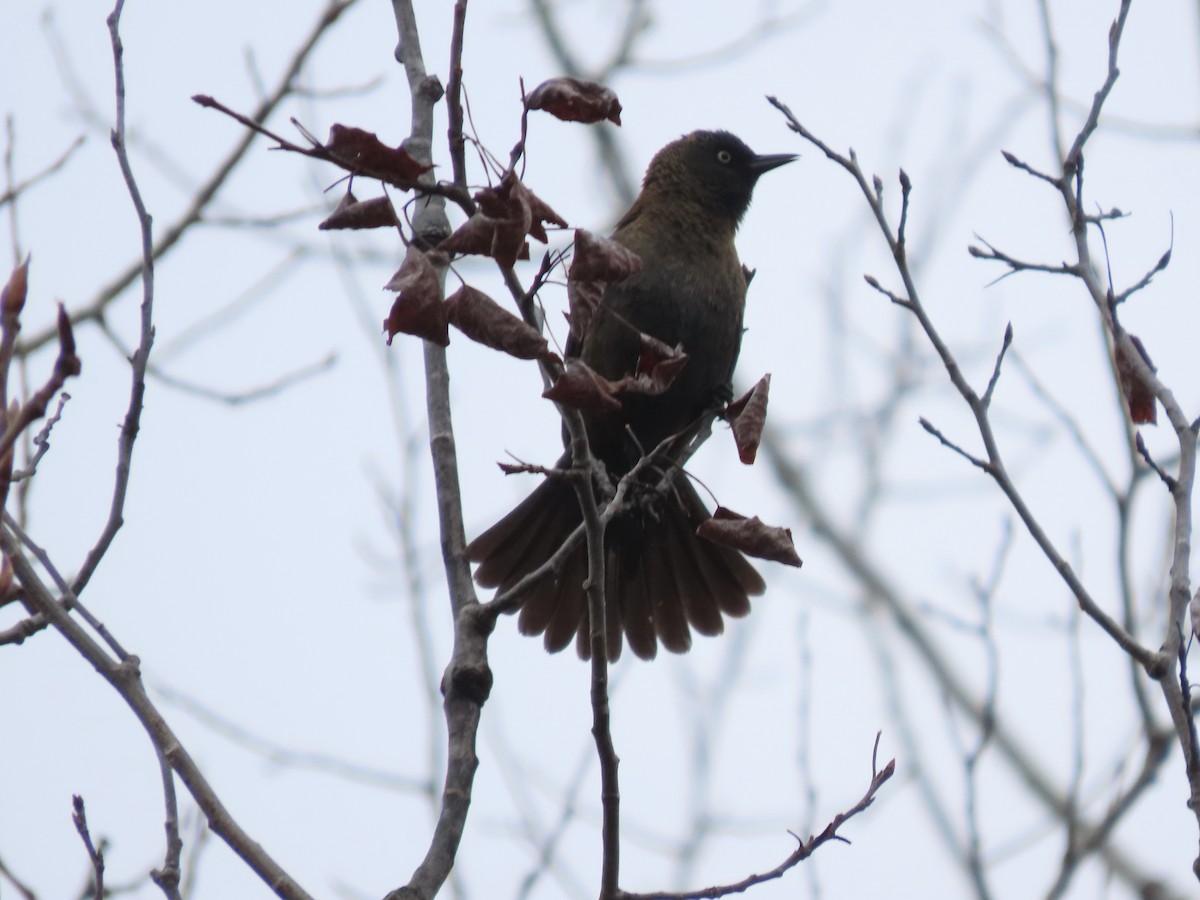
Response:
490,227,531,270
383,247,447,346
440,214,503,256
473,172,516,217
476,172,566,244
325,124,432,185
523,184,568,242
446,285,556,362
564,230,641,342
542,359,622,411
570,229,642,282
442,172,536,268
2,257,29,317
439,215,532,269
697,506,802,567
525,77,623,125
610,336,688,397
725,374,771,464
319,192,400,231
1115,335,1157,425
565,276,604,344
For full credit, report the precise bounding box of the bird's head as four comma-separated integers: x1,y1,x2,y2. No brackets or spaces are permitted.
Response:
642,130,796,225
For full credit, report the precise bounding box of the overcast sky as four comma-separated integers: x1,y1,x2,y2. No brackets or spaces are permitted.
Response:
3,1,1200,898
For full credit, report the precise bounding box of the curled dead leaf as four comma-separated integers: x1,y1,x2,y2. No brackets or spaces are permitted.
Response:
439,214,530,268
697,506,802,567
1114,334,1157,425
725,374,771,464
570,229,642,282
609,336,688,397
446,285,556,363
325,124,432,185
319,192,400,231
383,247,448,346
475,172,566,243
565,275,604,344
525,77,623,126
542,359,622,411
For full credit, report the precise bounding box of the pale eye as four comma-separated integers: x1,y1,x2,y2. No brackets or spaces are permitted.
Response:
716,149,732,164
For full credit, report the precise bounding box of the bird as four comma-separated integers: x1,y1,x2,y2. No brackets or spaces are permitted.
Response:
466,130,795,661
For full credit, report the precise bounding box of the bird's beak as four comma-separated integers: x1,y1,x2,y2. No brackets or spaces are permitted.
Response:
748,152,798,177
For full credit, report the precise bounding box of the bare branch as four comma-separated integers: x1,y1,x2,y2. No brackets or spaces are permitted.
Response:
69,0,158,599
619,736,895,900
380,4,494,898
4,526,314,899
19,0,362,355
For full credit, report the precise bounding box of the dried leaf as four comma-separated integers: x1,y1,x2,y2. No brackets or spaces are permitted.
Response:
440,214,503,256
383,247,448,346
565,276,604,344
476,172,566,244
325,124,432,185
523,184,568,242
1114,334,1157,425
439,172,538,268
525,77,623,125
542,359,622,411
610,336,688,397
725,374,771,464
697,506,802,567
319,192,399,231
570,229,641,282
446,285,556,362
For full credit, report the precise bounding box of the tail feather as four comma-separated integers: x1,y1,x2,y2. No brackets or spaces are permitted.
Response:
644,538,691,653
470,476,579,589
468,466,764,661
539,547,586,653
620,547,658,660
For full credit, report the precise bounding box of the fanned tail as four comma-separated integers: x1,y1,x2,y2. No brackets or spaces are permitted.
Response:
466,470,764,662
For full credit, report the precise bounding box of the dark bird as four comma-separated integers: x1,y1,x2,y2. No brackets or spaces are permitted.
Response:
467,130,795,661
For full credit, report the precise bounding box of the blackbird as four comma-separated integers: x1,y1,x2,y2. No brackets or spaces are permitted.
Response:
467,130,794,660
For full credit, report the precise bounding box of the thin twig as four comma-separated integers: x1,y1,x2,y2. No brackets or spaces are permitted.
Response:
769,92,1158,673
5,525,314,899
0,132,86,210
618,735,895,900
71,795,105,899
19,0,362,355
149,747,184,900
0,854,38,900
69,0,160,598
